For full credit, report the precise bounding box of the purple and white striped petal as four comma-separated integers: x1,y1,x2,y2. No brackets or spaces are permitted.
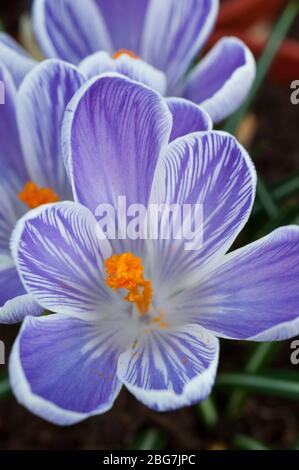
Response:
79,51,167,95
0,33,37,87
177,226,299,341
10,314,137,425
167,98,212,142
16,60,85,199
0,294,43,324
183,37,256,123
79,51,113,78
12,202,112,317
78,51,115,80
33,0,113,64
0,255,42,324
0,173,27,252
95,0,149,55
149,131,256,290
142,0,219,92
118,324,219,411
0,63,26,178
63,74,172,213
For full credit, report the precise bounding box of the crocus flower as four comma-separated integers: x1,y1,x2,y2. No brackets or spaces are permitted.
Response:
0,0,255,122
10,76,299,425
0,58,211,325
0,59,88,323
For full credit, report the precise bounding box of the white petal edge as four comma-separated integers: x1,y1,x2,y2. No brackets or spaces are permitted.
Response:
240,225,299,342
197,37,256,123
32,0,113,61
117,325,220,411
0,293,43,324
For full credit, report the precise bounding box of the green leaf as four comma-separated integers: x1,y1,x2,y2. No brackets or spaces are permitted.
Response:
217,372,299,399
234,434,270,450
196,396,218,428
262,369,299,381
255,204,299,239
226,343,280,417
129,428,167,450
224,0,299,135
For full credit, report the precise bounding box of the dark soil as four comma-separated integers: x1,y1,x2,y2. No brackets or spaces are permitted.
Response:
253,83,299,185
0,0,29,36
1,0,299,451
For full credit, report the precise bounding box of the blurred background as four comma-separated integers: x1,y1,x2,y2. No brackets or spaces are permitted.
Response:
0,0,299,451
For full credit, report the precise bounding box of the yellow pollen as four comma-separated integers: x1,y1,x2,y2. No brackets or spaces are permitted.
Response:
18,181,60,209
105,252,152,315
112,49,139,60
150,310,169,329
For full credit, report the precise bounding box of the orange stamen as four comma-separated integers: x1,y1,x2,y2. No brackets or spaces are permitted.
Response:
18,181,60,209
112,49,139,60
105,252,152,315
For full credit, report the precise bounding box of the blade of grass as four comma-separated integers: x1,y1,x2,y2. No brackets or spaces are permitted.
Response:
129,428,167,450
264,370,299,380
226,342,281,417
196,396,218,428
217,372,299,399
272,171,299,201
0,374,10,399
234,434,270,450
252,171,299,217
245,203,299,245
256,177,280,219
224,0,299,135
291,437,299,450
255,203,299,239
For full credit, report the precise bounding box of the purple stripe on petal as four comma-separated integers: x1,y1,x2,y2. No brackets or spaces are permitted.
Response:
33,0,113,64
183,37,256,123
0,256,25,307
95,0,149,54
0,63,27,179
10,314,137,425
167,97,212,142
142,0,218,92
118,324,219,411
177,226,299,341
16,59,85,200
63,74,172,213
149,131,256,292
12,202,112,316
0,33,37,87
0,255,43,324
0,173,27,252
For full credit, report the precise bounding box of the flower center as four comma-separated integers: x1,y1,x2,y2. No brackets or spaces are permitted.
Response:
18,181,60,209
105,252,152,315
112,49,139,60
